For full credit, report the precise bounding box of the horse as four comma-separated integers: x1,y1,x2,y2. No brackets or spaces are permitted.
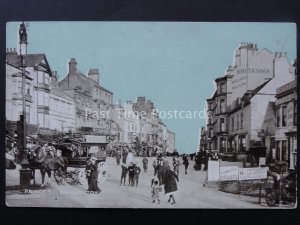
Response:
28,146,68,187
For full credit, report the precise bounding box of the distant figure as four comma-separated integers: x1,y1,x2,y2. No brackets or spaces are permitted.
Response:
183,155,189,174
115,150,121,166
134,162,141,187
142,157,148,172
128,162,135,186
151,180,161,204
120,163,128,186
122,148,127,164
126,149,134,165
173,156,180,180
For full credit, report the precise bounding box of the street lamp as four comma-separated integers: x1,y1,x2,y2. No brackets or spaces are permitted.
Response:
19,21,31,191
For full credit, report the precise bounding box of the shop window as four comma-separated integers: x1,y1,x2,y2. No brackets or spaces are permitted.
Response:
231,117,234,131
220,138,226,153
227,138,234,152
238,135,246,152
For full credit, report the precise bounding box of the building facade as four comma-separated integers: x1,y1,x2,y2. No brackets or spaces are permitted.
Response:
6,23,76,135
274,79,297,171
58,58,113,134
205,43,296,163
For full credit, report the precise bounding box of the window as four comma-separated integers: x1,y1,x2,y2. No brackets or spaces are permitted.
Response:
239,135,246,152
26,106,30,123
276,107,281,127
282,106,287,127
220,99,225,113
282,140,287,161
231,117,234,131
220,118,225,132
237,114,239,130
220,83,225,93
240,111,243,128
220,137,226,152
227,138,234,152
27,88,30,95
276,141,281,160
294,101,297,126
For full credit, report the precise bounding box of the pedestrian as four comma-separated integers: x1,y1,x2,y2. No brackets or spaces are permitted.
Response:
120,163,128,186
85,157,101,194
133,162,141,187
142,157,148,172
128,162,135,186
116,150,121,166
162,166,179,205
122,148,127,164
183,155,189,174
151,180,161,204
173,156,180,180
126,149,134,165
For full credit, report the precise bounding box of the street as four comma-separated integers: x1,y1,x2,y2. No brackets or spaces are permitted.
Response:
6,157,269,208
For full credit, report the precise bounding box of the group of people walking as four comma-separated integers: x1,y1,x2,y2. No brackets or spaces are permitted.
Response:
120,162,141,186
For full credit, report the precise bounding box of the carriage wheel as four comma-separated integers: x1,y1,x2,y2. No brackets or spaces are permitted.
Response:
54,171,64,184
77,169,87,185
97,161,107,183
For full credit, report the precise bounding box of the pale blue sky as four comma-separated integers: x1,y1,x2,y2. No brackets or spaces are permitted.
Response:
6,22,296,154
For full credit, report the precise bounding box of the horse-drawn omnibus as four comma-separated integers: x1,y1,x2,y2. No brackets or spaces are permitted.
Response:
56,134,108,185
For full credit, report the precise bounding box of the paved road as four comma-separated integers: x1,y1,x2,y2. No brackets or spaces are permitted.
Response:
6,157,268,208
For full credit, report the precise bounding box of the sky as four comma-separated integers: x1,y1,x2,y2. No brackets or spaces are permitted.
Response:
6,22,296,154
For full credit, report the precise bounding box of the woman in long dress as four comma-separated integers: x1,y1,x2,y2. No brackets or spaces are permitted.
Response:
162,166,179,204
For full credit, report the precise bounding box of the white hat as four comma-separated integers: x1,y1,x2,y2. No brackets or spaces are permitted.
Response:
90,157,97,161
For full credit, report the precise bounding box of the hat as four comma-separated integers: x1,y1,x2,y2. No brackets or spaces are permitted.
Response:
90,157,97,161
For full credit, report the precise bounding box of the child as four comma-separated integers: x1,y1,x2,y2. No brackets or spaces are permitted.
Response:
151,180,161,204
120,164,128,186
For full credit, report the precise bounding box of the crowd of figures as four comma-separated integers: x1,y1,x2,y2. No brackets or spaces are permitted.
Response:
113,151,194,205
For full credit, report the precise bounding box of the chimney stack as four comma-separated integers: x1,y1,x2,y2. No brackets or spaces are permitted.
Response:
88,69,100,84
68,58,77,75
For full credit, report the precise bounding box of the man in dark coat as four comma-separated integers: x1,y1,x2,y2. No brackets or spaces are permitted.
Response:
162,166,179,205
128,162,135,186
85,157,100,193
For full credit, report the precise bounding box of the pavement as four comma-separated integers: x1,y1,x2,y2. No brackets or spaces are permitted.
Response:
5,157,294,208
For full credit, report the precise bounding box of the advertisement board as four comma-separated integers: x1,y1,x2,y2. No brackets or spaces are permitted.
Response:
220,166,239,181
238,167,268,180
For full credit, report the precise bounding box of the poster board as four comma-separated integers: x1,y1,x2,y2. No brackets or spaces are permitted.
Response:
238,167,268,180
220,166,239,181
207,160,220,181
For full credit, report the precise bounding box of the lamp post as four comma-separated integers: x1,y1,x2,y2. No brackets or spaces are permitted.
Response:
19,22,31,192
